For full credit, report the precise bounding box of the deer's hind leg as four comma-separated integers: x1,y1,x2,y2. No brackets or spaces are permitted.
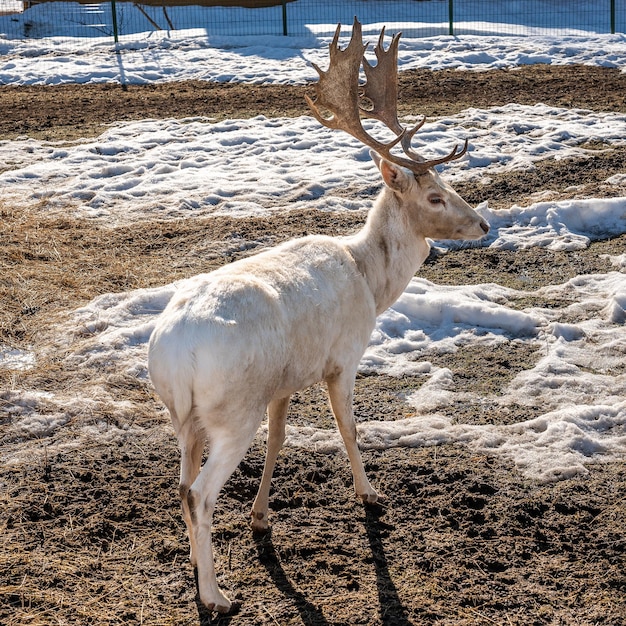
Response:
176,418,205,566
188,413,263,613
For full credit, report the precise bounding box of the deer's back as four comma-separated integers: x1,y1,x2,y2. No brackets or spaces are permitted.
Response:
148,235,376,411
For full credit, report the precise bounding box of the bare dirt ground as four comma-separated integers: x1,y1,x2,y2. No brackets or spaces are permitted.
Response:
1,65,625,625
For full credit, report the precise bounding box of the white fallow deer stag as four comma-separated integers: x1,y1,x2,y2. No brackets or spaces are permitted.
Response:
148,18,489,613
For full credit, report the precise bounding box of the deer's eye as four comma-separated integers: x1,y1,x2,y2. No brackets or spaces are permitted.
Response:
429,195,444,205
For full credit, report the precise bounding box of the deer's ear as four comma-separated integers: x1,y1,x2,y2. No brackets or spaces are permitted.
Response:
372,151,412,193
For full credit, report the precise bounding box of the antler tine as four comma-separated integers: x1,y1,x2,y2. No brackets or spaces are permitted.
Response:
402,131,469,170
399,117,426,161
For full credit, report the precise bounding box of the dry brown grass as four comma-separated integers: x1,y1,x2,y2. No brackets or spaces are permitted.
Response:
0,433,193,626
0,204,369,348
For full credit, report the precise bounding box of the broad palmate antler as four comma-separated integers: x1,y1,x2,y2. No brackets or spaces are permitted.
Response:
306,18,468,176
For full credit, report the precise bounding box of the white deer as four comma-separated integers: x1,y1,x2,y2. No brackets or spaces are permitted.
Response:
148,19,489,613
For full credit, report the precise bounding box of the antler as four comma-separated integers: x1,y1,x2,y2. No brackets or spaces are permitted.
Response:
306,18,468,176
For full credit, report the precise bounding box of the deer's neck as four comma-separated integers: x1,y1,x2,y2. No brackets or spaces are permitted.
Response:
346,190,431,315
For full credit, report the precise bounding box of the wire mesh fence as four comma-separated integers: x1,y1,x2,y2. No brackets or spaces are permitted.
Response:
0,0,623,48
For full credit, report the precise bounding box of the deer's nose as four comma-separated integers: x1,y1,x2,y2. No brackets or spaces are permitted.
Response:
480,220,490,234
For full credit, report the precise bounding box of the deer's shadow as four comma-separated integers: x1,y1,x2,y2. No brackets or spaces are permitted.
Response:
196,504,413,625
254,504,413,626
254,529,330,626
364,503,414,626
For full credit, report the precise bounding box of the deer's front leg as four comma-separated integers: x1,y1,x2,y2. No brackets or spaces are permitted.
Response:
326,375,379,504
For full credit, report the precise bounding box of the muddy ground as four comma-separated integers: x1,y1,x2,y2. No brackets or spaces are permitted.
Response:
1,64,625,625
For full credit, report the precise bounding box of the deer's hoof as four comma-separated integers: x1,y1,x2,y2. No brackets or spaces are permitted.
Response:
250,510,270,533
201,587,232,614
203,598,232,614
359,491,381,505
215,602,232,614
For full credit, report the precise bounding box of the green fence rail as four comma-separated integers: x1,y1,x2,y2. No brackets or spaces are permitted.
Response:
0,0,623,45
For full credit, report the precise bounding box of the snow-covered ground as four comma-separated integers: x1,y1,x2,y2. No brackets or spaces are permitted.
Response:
1,4,625,483
2,105,626,225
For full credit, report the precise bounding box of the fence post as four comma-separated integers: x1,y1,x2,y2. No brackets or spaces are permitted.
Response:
610,0,616,34
111,0,119,43
448,0,454,36
282,0,288,36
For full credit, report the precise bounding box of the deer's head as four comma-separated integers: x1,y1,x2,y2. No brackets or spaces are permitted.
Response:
372,152,489,241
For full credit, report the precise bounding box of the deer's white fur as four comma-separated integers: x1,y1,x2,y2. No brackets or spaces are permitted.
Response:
148,154,489,612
